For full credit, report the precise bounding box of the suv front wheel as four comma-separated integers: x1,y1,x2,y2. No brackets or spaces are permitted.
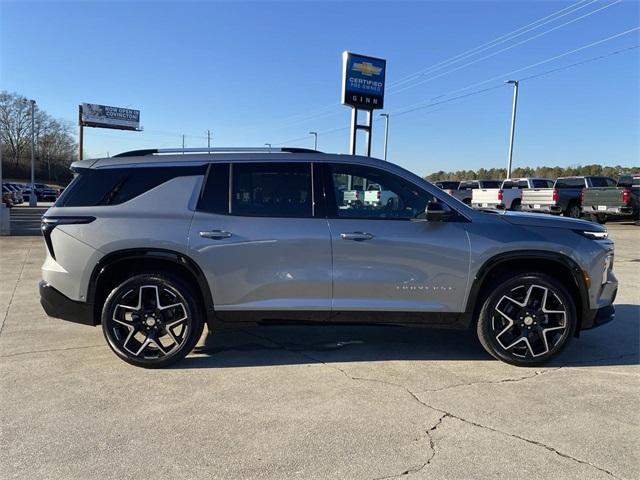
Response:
477,273,576,366
102,274,204,368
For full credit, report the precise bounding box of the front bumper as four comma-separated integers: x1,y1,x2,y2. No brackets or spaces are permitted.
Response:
39,280,96,326
580,272,618,330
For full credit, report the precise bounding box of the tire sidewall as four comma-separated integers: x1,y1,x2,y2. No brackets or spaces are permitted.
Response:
101,274,203,368
477,273,577,366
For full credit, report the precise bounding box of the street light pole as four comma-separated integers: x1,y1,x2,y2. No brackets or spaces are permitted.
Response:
505,80,519,179
309,131,318,150
0,132,9,235
380,113,389,161
207,130,211,153
29,99,36,206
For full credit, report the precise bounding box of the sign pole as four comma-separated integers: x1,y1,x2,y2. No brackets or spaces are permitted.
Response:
349,108,358,155
78,105,84,161
365,110,373,157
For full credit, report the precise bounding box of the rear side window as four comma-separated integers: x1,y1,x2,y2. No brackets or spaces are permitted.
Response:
555,178,585,188
56,166,205,207
231,163,312,218
436,181,460,190
458,182,478,190
479,181,502,189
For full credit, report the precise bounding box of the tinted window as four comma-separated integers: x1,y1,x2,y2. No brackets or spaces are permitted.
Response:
56,166,205,207
231,163,312,218
198,163,229,214
436,181,460,190
532,179,554,188
458,182,478,190
502,180,528,189
328,164,434,219
555,177,585,188
479,181,502,189
589,177,616,187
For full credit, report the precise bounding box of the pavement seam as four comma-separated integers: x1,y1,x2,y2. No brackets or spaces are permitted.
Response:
0,245,32,338
240,329,621,480
0,344,105,358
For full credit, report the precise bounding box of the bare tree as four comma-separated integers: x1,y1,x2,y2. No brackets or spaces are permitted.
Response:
0,92,32,168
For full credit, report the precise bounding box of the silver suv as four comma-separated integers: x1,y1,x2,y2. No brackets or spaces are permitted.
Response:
39,148,618,368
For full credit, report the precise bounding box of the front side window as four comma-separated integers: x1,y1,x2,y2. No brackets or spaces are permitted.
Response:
231,162,312,218
328,164,434,219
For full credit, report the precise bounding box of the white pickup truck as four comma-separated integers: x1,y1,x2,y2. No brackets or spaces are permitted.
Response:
472,178,554,210
363,183,397,206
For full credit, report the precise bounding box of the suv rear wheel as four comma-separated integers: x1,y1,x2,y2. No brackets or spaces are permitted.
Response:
101,274,204,368
477,273,576,366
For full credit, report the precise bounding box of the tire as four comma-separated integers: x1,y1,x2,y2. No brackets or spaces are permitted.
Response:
476,273,576,366
510,199,522,211
101,274,204,368
463,198,471,206
565,203,581,219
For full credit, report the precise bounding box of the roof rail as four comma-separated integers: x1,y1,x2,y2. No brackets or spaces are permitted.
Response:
112,147,321,158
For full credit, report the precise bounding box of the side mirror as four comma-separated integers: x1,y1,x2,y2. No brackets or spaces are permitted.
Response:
425,201,454,222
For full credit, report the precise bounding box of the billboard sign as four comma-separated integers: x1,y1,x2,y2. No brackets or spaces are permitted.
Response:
341,51,386,110
81,103,140,130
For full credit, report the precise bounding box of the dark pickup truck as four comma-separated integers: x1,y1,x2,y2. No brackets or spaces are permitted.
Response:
521,176,616,218
582,174,640,223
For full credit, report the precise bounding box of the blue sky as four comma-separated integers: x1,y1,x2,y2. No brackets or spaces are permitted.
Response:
2,0,638,176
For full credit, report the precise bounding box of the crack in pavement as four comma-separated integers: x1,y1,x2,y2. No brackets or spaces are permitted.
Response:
241,329,622,480
417,369,557,393
0,246,32,338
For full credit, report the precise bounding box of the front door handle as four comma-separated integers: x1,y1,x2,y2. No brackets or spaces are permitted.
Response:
340,232,374,241
199,230,232,239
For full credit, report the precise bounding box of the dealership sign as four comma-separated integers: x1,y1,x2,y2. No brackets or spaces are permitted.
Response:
80,103,140,131
341,52,386,110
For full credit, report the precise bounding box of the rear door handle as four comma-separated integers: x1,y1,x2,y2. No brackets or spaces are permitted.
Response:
340,232,374,241
199,230,232,239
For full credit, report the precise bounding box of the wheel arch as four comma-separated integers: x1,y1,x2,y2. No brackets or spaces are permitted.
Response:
464,250,589,336
88,249,214,326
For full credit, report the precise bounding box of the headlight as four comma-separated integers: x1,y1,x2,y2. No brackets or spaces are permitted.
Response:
576,230,608,240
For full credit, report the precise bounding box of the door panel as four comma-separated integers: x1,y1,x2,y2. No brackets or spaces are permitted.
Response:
188,161,332,319
329,219,470,313
325,162,471,317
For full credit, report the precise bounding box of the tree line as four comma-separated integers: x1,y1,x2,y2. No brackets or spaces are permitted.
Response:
425,164,639,182
1,91,76,184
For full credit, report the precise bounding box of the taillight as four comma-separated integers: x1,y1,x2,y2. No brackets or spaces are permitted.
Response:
447,189,454,195
622,188,630,203
552,188,559,202
497,189,503,201
377,191,381,199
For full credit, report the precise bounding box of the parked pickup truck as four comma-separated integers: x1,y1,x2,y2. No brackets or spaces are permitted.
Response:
363,183,397,206
582,174,640,223
472,178,554,210
521,176,616,218
451,180,502,205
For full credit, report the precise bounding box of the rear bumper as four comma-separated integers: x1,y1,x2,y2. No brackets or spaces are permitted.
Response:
472,202,505,209
583,205,634,216
520,204,563,214
39,280,96,326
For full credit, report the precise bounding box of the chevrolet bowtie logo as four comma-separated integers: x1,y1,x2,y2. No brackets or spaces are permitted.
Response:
352,62,382,77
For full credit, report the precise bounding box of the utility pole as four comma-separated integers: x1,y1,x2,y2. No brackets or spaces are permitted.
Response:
505,80,519,179
309,131,318,150
207,130,211,153
29,99,36,206
182,134,185,154
78,105,84,161
380,113,389,161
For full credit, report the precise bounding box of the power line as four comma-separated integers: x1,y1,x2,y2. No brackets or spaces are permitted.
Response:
272,41,638,146
388,0,598,89
271,0,617,129
388,0,623,95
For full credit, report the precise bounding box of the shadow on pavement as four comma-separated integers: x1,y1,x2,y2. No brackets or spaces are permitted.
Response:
174,304,639,370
